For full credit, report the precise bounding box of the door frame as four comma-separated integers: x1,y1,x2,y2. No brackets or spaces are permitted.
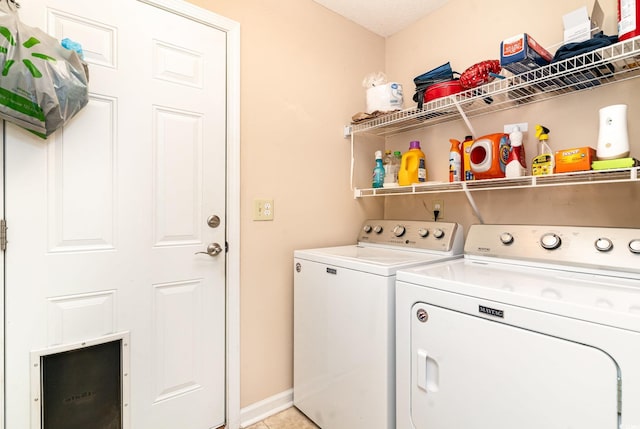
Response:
0,120,4,429
0,1,241,428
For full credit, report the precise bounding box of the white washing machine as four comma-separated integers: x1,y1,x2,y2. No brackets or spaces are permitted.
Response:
293,219,464,429
396,224,640,429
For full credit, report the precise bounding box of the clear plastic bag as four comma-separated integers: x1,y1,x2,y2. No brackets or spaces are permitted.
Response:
0,1,88,138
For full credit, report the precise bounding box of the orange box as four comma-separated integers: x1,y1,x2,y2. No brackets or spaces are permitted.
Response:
555,146,596,173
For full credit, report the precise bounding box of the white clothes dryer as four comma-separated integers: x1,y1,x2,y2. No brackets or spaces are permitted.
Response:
396,224,640,429
293,219,464,429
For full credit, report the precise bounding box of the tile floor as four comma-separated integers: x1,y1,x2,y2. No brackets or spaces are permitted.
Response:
245,407,319,429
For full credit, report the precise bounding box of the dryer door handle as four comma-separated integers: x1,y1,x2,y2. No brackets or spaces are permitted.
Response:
417,349,440,393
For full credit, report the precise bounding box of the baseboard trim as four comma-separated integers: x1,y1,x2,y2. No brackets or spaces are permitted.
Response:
239,389,293,428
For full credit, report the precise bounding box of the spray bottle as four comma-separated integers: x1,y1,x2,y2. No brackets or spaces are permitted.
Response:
505,126,527,178
372,150,385,188
449,138,462,182
531,125,554,176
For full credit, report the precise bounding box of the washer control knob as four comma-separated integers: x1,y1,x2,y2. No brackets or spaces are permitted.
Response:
373,225,383,234
540,233,561,250
433,229,445,239
500,233,514,245
393,225,406,237
595,237,613,252
629,239,640,254
418,228,429,238
363,224,372,233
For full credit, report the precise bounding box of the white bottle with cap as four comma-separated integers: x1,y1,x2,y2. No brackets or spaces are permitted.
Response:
505,126,527,178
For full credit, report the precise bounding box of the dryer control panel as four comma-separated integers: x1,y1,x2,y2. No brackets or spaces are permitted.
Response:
358,220,463,254
464,224,640,275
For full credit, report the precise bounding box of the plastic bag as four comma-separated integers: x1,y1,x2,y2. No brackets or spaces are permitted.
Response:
0,2,89,138
362,71,387,88
459,60,501,89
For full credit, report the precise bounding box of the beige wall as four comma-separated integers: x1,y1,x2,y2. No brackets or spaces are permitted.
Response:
187,0,384,407
188,0,640,411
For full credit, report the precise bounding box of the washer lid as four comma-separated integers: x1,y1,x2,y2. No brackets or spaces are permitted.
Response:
397,258,640,332
294,245,461,276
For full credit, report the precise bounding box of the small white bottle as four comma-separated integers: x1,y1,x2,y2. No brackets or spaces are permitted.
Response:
505,126,527,178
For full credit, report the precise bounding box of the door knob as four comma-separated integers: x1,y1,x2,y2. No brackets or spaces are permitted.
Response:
195,243,223,257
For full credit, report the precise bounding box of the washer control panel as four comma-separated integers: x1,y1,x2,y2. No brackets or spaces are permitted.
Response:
358,219,462,252
465,224,640,274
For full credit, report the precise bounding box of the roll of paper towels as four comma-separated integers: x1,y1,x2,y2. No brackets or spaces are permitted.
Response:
366,83,403,113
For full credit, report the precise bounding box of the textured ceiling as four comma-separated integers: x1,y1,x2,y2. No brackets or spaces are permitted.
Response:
312,0,449,37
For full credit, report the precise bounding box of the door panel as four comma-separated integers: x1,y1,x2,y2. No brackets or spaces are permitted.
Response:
410,302,619,429
4,1,227,428
47,97,116,252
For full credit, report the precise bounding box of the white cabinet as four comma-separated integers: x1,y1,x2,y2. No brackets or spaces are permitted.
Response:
346,37,640,198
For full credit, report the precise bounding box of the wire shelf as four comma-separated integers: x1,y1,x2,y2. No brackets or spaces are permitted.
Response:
354,168,640,198
348,37,640,137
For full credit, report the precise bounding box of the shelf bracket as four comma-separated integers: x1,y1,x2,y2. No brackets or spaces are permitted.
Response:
461,182,485,224
343,125,352,138
453,98,476,138
350,132,356,198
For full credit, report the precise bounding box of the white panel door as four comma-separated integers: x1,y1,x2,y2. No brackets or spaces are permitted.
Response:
4,1,227,428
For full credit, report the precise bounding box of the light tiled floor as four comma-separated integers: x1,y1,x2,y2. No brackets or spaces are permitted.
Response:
245,407,319,429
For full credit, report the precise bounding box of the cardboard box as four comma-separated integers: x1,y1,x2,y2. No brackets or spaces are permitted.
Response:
500,33,553,75
555,146,597,173
557,1,608,90
563,1,604,44
592,158,640,170
563,7,591,44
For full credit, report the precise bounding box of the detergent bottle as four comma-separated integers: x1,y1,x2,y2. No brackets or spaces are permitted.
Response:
398,141,427,186
449,138,462,182
531,125,554,175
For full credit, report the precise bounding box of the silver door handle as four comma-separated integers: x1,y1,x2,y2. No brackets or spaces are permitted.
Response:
195,243,223,257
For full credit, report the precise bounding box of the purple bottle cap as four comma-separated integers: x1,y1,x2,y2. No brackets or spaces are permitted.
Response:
409,140,421,149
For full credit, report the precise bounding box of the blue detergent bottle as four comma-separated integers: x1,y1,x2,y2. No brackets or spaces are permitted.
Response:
372,150,385,188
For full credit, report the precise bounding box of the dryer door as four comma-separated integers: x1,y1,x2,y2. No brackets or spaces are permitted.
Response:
410,302,620,429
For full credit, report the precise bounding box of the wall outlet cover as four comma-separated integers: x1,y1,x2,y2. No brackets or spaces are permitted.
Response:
253,199,274,221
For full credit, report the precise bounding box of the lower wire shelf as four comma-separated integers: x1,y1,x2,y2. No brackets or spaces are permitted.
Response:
354,167,640,198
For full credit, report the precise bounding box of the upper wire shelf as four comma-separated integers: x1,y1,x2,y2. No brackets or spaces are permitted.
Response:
347,37,640,137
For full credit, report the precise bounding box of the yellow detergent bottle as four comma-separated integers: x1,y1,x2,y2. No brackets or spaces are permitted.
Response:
398,140,427,185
